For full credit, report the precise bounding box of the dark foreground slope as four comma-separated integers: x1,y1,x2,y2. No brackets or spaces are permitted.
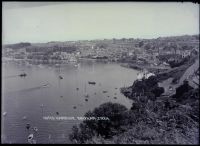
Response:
69,59,199,144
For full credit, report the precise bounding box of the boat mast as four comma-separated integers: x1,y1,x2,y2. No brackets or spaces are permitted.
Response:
84,82,87,93
58,46,61,96
59,46,61,75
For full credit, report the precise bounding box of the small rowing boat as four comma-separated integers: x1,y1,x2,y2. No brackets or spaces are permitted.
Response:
88,81,96,85
59,76,63,79
102,91,108,93
28,134,33,140
33,127,38,132
19,73,27,77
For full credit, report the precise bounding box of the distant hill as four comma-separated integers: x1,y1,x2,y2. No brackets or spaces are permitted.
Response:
4,42,31,49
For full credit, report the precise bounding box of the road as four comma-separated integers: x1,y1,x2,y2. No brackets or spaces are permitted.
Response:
178,58,199,88
159,58,199,96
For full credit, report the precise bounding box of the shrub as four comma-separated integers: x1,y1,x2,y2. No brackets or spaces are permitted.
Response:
151,86,164,97
173,80,193,101
145,76,158,87
69,102,130,143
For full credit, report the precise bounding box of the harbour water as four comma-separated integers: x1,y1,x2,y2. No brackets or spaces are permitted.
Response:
2,59,139,144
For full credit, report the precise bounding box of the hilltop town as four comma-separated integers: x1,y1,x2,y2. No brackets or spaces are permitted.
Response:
65,35,199,144
3,35,199,70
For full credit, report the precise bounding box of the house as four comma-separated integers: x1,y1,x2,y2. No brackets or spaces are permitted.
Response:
137,69,155,80
181,50,191,58
163,62,170,66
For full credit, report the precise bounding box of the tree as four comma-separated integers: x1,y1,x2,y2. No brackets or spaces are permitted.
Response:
69,102,130,143
139,41,144,47
144,44,151,50
151,86,164,97
173,80,193,101
131,80,148,96
145,76,158,87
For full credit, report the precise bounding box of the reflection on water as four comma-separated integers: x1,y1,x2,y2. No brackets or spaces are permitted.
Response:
2,60,139,144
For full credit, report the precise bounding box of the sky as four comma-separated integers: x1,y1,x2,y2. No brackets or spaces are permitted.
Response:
2,2,199,44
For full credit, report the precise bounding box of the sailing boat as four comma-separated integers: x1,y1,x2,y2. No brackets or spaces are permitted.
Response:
88,81,96,85
58,47,64,102
59,75,63,79
58,47,63,80
88,62,96,85
19,73,27,77
84,82,89,98
75,68,79,99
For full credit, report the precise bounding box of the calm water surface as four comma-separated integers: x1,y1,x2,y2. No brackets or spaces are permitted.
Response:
2,60,138,144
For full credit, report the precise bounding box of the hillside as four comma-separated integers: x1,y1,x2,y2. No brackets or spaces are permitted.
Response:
69,58,199,144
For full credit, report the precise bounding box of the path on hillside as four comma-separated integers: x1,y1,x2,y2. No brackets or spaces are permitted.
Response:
159,58,199,96
178,58,199,88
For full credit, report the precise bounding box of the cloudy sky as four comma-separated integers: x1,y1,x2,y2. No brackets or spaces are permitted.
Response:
2,2,199,44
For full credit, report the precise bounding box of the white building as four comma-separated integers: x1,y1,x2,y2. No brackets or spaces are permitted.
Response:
137,69,155,80
181,51,191,58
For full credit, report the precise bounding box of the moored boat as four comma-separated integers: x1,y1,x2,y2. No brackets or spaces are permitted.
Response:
59,76,63,79
19,73,27,77
84,94,89,98
88,81,96,85
102,91,108,93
